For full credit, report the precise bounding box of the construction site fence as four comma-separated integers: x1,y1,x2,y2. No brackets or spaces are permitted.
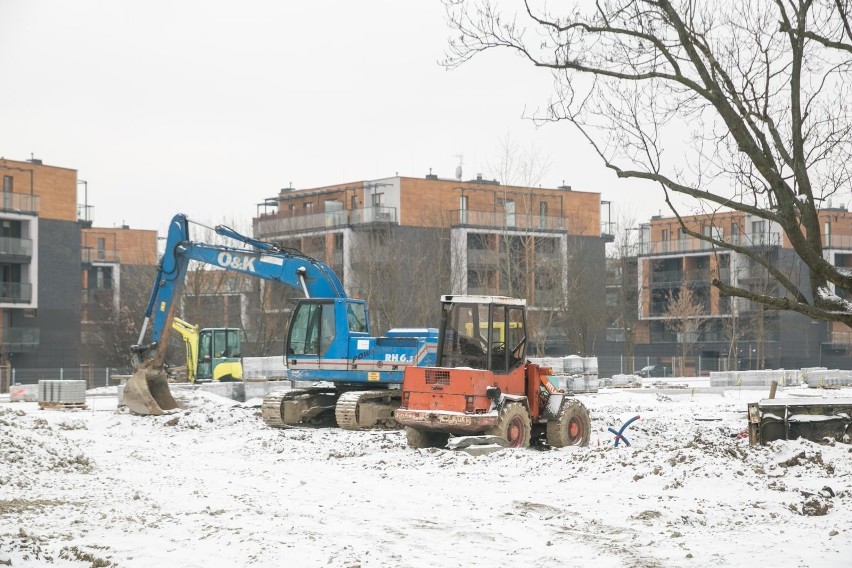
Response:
598,356,848,378
0,365,134,393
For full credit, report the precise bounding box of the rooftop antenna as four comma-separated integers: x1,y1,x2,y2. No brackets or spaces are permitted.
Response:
454,154,463,181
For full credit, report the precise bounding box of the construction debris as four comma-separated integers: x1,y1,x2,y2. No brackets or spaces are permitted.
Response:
747,397,852,445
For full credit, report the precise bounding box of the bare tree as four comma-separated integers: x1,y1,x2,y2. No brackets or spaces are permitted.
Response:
663,284,709,374
443,0,852,323
349,206,452,333
82,264,164,368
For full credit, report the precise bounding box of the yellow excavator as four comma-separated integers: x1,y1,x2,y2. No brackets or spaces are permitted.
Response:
171,317,243,383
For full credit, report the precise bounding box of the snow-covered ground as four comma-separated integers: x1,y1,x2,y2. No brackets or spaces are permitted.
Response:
1,385,851,567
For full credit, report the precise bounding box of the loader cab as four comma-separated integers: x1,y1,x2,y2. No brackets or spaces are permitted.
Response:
285,298,369,367
436,295,527,373
196,327,242,382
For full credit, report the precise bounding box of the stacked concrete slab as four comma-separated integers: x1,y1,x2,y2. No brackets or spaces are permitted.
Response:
242,357,288,381
38,380,86,404
709,369,803,387
801,368,852,387
610,374,642,387
528,355,599,393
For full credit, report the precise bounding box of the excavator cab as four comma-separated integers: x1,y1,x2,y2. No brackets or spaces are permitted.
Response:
285,298,369,367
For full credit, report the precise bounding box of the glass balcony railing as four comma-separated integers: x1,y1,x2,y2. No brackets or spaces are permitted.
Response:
0,327,39,347
639,232,782,255
255,206,397,236
452,209,567,231
467,249,500,265
0,236,33,257
0,282,33,303
0,192,39,215
81,248,121,263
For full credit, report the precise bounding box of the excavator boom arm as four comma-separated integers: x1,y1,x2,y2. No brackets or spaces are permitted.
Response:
125,213,348,415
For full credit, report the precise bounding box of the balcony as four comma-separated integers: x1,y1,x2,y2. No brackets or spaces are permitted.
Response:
0,236,33,259
255,206,397,236
0,282,32,303
0,192,39,215
82,247,121,264
639,232,782,255
0,327,39,350
452,210,567,232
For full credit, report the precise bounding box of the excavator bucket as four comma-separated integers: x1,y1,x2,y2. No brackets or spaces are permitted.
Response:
123,366,180,415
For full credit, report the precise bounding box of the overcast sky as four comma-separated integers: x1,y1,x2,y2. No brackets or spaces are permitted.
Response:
0,0,662,236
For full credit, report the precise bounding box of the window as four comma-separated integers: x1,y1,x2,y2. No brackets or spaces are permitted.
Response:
288,302,321,355
825,221,831,247
751,220,766,244
372,193,384,207
88,266,112,289
325,199,344,225
460,195,468,224
467,233,488,249
346,302,368,333
325,199,342,212
536,237,556,254
498,199,515,227
97,238,105,261
320,304,336,354
0,220,20,239
304,202,314,212
2,176,11,193
539,201,548,228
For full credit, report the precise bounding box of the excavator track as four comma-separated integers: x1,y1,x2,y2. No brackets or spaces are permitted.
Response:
335,390,400,430
261,388,337,428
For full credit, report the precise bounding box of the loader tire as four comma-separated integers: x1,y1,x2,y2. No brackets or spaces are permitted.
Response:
405,427,449,449
546,399,591,447
487,402,531,448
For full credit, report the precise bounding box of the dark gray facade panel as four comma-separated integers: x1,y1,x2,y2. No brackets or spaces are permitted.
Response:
10,219,82,368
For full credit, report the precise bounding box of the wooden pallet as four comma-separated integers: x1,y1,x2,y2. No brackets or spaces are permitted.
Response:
38,401,88,410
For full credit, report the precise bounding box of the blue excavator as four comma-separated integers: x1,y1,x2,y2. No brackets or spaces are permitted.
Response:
127,213,437,429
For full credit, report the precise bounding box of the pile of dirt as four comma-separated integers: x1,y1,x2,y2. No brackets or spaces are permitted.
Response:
0,407,93,489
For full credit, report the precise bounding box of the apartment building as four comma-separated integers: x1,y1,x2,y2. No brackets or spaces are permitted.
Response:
630,207,852,372
0,157,81,367
80,225,158,366
253,174,607,355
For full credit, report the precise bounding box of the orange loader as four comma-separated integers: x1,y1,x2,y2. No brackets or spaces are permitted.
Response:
395,295,591,449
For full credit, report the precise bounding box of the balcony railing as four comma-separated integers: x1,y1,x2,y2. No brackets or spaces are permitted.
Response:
0,236,33,257
467,248,500,265
639,232,782,255
0,192,39,215
650,269,683,284
255,206,397,236
452,209,567,231
822,234,852,250
648,301,710,317
0,282,33,303
82,248,121,263
0,327,39,348
827,331,852,345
